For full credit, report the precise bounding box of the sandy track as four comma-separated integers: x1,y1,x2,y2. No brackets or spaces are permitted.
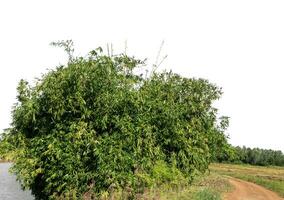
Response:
224,178,283,200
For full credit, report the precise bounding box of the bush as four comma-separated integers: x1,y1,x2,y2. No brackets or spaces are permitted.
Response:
4,41,228,199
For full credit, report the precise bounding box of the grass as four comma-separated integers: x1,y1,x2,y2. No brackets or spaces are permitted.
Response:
134,173,232,200
210,163,284,197
80,173,231,200
188,174,231,200
192,188,220,200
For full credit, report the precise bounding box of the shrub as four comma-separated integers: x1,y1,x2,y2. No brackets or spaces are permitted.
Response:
4,41,228,199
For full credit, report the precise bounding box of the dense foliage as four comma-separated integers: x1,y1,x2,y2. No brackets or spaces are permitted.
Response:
232,146,284,166
215,144,284,166
1,42,229,199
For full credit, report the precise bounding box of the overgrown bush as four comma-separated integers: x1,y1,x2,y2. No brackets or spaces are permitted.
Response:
3,41,229,199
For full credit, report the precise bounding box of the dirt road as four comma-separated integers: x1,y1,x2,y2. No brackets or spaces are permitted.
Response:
224,178,284,200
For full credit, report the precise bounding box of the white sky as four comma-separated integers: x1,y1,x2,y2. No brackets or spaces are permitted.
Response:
0,0,283,151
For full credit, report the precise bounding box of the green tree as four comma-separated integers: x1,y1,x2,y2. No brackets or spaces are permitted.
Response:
227,146,284,166
4,41,229,199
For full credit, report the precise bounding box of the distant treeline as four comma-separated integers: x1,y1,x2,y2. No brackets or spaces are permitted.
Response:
218,146,284,166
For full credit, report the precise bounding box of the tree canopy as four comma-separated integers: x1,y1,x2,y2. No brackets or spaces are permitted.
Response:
224,146,284,166
0,42,229,199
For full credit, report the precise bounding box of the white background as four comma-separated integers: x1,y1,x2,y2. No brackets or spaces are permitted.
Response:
0,0,283,151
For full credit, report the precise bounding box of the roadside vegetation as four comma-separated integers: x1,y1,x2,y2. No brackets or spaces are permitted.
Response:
210,163,284,197
0,41,230,200
82,173,231,200
189,173,232,200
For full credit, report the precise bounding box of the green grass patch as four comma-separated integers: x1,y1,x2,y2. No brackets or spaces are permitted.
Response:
192,188,220,200
91,173,231,200
150,173,232,200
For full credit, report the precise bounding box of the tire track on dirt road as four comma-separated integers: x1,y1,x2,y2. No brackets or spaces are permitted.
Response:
224,178,283,200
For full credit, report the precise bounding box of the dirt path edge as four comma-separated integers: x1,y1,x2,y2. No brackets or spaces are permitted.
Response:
223,177,284,200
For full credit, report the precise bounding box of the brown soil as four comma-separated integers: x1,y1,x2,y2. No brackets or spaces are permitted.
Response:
224,178,284,200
